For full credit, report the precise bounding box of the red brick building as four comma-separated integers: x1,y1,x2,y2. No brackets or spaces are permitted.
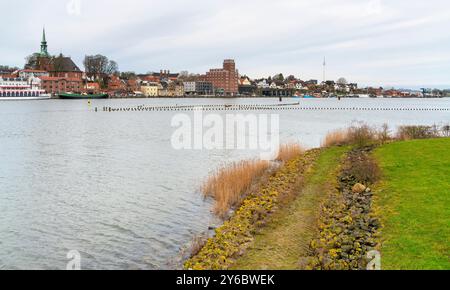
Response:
40,76,83,95
205,59,239,95
108,75,126,93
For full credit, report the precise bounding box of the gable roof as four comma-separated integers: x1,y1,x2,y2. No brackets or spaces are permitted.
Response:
51,56,81,73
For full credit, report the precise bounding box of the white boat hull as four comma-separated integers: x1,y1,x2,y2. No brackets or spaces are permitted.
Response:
0,95,52,101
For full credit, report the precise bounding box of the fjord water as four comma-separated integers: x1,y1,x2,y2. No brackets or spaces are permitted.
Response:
0,98,448,269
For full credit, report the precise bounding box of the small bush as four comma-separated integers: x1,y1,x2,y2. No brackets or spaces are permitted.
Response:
377,123,391,144
347,123,378,148
276,143,304,162
442,124,450,137
345,154,381,185
322,123,378,148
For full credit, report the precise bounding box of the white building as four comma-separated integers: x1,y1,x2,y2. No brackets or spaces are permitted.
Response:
257,79,269,89
16,69,49,80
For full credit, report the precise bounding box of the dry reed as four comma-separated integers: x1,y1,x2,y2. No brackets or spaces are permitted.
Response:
322,129,349,147
276,143,305,162
202,160,270,218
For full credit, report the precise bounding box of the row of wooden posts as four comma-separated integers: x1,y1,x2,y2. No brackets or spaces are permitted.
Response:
98,105,450,113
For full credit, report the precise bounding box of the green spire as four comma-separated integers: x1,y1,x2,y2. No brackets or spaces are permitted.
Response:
40,27,49,57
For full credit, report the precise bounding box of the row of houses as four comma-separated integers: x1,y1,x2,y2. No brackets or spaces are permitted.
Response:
7,66,443,98
5,29,446,98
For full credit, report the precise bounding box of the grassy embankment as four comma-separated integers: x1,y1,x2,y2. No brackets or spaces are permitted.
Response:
373,138,450,270
186,125,450,270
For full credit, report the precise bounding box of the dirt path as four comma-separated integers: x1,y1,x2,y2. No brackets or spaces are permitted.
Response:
231,147,348,270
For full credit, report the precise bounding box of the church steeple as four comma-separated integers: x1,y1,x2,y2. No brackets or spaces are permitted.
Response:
40,27,49,57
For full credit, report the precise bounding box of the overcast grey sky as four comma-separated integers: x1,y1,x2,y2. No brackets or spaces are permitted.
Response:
1,0,450,88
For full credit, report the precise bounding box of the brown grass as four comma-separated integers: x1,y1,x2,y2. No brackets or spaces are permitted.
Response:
276,143,305,162
202,160,270,218
322,129,350,147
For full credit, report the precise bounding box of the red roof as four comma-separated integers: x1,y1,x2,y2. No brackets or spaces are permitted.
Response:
20,69,48,73
87,82,100,88
40,76,82,82
141,76,161,82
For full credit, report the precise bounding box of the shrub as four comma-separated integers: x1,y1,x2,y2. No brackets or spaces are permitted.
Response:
347,123,377,148
322,123,378,148
396,125,440,140
345,154,381,185
377,123,391,144
442,124,450,137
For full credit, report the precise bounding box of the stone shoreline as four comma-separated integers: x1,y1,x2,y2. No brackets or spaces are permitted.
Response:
304,147,381,270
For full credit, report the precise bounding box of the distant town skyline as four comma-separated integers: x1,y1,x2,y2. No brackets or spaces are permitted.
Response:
1,0,450,89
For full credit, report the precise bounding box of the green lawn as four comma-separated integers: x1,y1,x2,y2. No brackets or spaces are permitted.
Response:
374,138,450,270
232,146,348,269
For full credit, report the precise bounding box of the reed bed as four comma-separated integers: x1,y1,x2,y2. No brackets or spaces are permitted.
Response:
276,143,305,163
202,160,270,218
322,129,350,147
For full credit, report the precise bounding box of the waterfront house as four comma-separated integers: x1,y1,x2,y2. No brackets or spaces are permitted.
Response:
86,82,100,93
159,81,184,97
108,75,127,94
39,76,83,95
184,81,214,96
141,82,160,97
257,79,270,89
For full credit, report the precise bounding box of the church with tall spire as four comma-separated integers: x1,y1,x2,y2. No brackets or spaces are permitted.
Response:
22,28,84,95
40,28,49,57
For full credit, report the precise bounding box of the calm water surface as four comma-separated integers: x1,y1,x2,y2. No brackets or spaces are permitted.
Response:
0,98,449,269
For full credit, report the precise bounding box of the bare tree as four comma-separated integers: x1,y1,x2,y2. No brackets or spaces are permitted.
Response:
84,55,118,80
84,55,119,88
24,53,43,70
337,77,348,86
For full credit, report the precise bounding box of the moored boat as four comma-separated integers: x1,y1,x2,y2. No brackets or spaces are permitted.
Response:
0,77,51,101
59,93,109,99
